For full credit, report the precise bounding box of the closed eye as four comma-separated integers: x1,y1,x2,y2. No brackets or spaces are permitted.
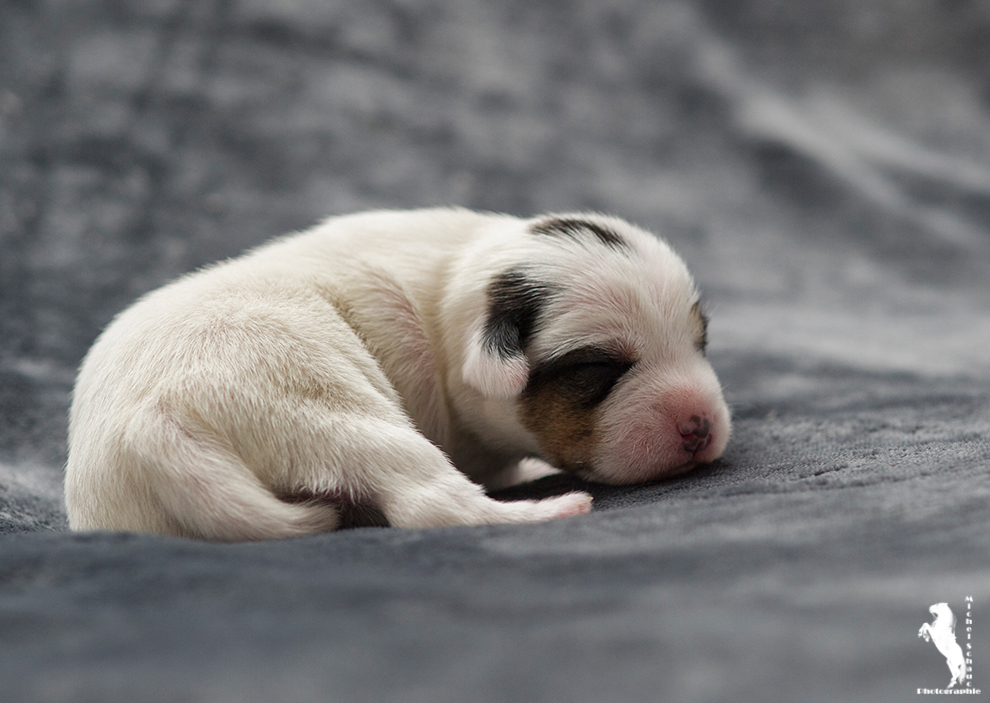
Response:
691,301,709,355
525,347,635,409
562,361,634,408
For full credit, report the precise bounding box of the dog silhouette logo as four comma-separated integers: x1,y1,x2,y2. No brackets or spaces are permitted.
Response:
919,602,968,689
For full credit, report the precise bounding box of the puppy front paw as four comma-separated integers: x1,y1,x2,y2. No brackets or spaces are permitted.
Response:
539,491,593,520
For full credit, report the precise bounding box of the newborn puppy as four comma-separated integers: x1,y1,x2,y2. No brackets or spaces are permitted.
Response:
65,208,730,541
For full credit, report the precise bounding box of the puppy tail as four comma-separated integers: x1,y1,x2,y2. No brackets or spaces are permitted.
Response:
129,407,340,541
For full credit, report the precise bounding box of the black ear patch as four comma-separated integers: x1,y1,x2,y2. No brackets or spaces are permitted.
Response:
529,217,627,249
483,268,555,360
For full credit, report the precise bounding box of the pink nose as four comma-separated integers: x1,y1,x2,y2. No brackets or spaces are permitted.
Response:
679,415,713,455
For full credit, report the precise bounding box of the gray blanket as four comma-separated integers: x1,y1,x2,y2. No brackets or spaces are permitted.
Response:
2,1,988,701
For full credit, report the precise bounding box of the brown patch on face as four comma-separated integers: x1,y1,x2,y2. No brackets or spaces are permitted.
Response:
518,347,634,472
519,382,599,471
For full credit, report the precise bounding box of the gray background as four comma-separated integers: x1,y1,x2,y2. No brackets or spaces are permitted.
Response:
1,1,988,701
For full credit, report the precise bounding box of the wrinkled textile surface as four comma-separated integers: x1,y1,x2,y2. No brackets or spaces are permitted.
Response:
1,2,989,701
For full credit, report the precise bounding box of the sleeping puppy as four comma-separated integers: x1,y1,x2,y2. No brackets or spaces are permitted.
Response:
65,208,730,541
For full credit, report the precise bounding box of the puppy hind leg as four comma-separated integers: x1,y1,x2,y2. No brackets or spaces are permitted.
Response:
381,460,593,529
131,408,340,541
320,417,592,529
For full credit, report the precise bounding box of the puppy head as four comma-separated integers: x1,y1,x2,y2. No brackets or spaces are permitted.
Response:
462,214,731,485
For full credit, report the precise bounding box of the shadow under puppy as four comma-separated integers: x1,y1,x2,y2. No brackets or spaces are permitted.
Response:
65,208,731,541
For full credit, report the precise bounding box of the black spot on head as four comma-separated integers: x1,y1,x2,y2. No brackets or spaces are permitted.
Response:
483,268,555,360
691,301,709,355
529,217,628,249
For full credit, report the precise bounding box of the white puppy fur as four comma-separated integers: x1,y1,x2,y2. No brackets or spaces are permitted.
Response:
65,208,731,541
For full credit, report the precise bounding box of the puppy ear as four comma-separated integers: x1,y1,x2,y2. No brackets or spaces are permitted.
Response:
462,268,552,399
